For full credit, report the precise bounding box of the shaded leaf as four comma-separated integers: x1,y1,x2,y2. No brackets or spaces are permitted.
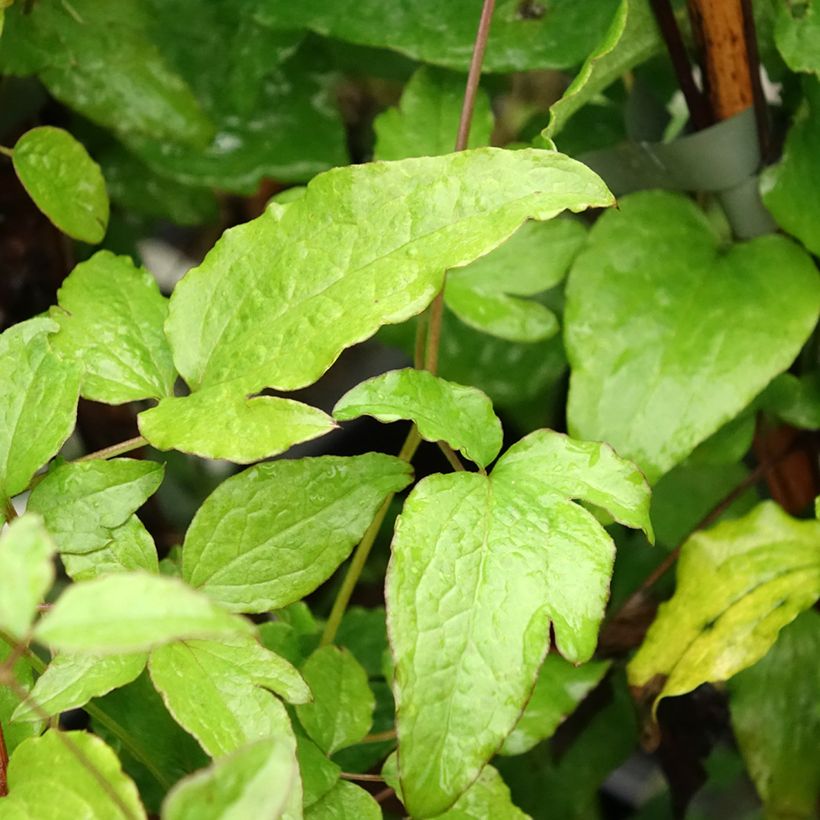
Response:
334,368,502,467
335,607,388,679
774,0,820,75
51,251,177,404
565,191,820,483
304,779,381,819
628,502,820,704
183,455,412,612
755,371,820,429
296,646,374,756
297,733,341,808
12,126,108,242
34,572,253,655
0,639,42,756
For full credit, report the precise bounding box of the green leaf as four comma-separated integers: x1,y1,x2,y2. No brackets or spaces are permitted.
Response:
728,610,820,818
12,126,108,243
756,372,820,429
34,572,253,655
166,148,612,395
162,737,300,820
51,251,177,403
0,639,42,757
761,78,820,257
0,731,146,819
0,318,80,500
258,0,621,73
335,607,389,679
296,646,374,756
565,190,820,483
774,0,820,75
12,651,146,723
545,0,662,139
0,515,55,640
334,369,502,468
387,430,650,817
138,388,336,464
0,0,212,147
628,502,820,705
297,733,341,808
373,66,493,160
28,458,163,554
304,779,381,819
148,638,299,758
499,654,611,756
61,515,160,581
182,455,412,612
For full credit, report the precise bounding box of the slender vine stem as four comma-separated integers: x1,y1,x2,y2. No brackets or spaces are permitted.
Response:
0,721,8,797
438,441,466,471
320,0,496,646
340,771,385,783
2,497,17,522
0,145,13,158
76,435,147,462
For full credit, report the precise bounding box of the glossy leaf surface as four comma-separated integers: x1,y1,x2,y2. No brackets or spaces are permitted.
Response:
28,458,163,554
728,610,820,818
565,191,820,483
387,430,650,816
162,737,299,820
166,148,612,395
34,572,253,654
148,639,299,758
295,646,375,756
334,369,502,467
628,502,820,703
0,318,80,500
12,126,108,243
183,455,412,612
51,251,177,404
12,651,147,722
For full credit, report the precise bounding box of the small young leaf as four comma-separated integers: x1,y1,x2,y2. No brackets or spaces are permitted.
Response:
12,126,108,243
182,455,412,612
28,458,163,554
565,190,820,483
373,65,493,160
0,639,42,756
138,387,336,463
499,654,611,756
12,651,146,723
334,369,502,468
162,737,299,820
296,646,375,756
0,515,55,640
628,502,820,705
387,430,650,816
148,638,299,758
0,318,81,501
34,572,253,655
304,779,381,819
729,610,820,818
0,731,146,819
51,251,177,404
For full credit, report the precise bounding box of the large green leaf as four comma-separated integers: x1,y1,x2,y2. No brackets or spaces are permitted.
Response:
373,65,493,160
387,430,651,817
0,639,42,757
138,388,336,464
565,191,820,483
12,126,108,243
51,251,177,404
0,515,55,640
182,455,412,612
28,458,163,554
162,737,300,820
12,651,146,723
148,638,300,759
728,610,820,818
258,0,620,73
34,572,253,655
304,779,381,819
0,0,211,146
295,646,374,756
334,369,502,468
166,148,612,395
761,78,820,256
545,0,661,139
0,731,146,820
774,0,820,75
0,318,80,502
499,654,610,756
628,502,820,704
